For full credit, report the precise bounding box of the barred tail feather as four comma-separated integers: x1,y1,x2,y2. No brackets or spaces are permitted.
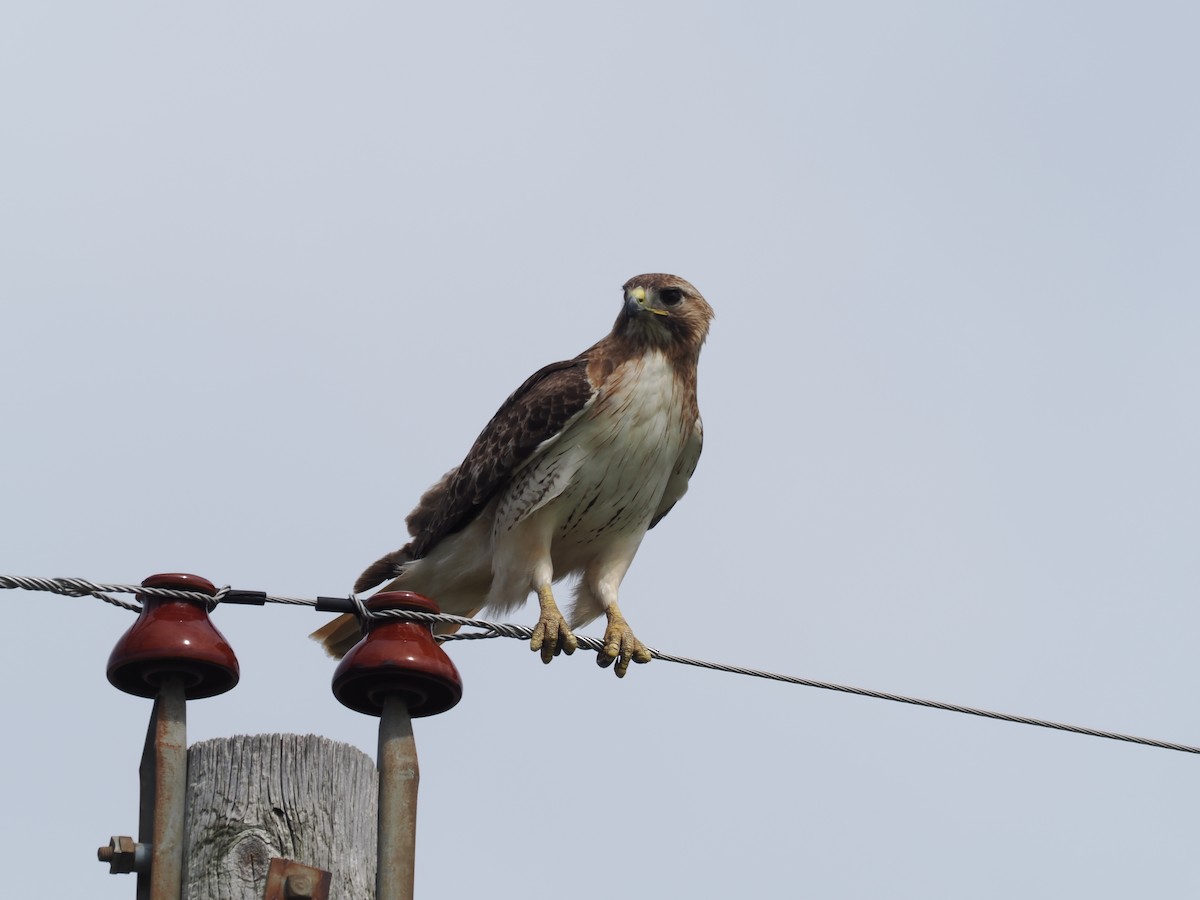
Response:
309,613,364,659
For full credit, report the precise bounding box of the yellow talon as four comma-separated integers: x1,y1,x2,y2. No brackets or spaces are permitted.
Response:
530,586,576,663
597,604,651,678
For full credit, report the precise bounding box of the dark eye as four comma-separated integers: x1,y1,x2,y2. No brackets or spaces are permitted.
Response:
660,287,684,306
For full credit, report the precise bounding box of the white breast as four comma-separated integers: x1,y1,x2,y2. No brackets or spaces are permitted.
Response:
496,351,692,553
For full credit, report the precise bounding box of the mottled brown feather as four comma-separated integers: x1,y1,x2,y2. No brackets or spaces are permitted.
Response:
354,356,597,592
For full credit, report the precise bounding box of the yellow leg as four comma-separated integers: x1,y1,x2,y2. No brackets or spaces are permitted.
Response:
597,602,652,678
529,585,578,663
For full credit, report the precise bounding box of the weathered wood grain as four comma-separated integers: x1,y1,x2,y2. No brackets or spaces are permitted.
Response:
183,734,376,900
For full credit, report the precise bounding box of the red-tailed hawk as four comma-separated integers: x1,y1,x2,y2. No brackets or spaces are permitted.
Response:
312,273,713,676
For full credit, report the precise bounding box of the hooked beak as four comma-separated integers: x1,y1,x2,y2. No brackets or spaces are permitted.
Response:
625,285,669,316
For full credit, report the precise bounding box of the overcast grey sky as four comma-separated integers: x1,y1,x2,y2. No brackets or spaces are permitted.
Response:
3,3,1199,898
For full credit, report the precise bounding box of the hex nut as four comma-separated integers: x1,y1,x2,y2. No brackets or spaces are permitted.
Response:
98,835,138,874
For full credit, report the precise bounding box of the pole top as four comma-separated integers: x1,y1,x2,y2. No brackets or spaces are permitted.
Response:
331,592,463,718
105,573,240,699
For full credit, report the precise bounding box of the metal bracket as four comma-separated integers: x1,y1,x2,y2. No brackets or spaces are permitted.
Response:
137,676,188,900
96,677,188,900
262,858,332,900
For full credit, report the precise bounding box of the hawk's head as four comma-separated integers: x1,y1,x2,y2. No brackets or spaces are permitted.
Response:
615,273,713,357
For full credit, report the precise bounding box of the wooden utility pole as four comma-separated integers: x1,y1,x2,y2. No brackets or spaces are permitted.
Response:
183,734,377,900
100,575,462,900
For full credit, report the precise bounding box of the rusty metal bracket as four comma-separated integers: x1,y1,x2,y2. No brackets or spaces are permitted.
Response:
262,858,332,900
377,693,419,900
96,676,188,900
137,675,188,900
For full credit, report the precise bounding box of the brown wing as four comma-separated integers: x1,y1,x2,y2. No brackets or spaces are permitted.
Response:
355,353,597,592
648,417,703,529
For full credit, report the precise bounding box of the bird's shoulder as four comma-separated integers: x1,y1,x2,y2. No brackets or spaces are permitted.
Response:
407,349,601,556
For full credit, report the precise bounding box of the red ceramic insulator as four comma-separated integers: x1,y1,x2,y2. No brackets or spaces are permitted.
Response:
332,592,463,718
106,573,240,699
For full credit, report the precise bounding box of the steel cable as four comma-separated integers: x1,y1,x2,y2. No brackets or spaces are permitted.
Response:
4,574,1196,756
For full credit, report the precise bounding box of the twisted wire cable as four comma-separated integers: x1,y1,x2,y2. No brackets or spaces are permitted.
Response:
3,574,1196,755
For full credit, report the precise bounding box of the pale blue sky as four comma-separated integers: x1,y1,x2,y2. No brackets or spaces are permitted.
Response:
3,3,1198,898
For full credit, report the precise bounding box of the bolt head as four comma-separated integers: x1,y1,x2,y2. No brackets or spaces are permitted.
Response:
283,872,315,898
